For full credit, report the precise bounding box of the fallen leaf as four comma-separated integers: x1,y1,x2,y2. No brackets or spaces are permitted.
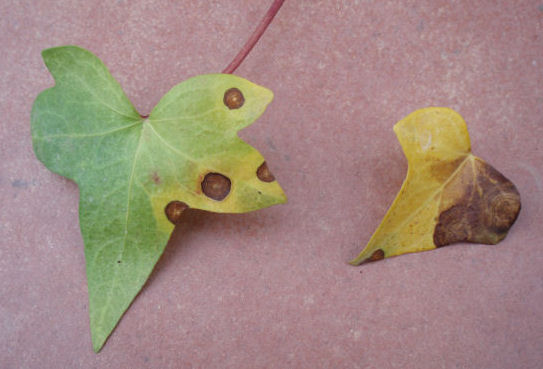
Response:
351,107,521,265
31,46,286,351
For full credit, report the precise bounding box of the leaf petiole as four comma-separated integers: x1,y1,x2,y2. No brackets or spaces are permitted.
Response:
222,0,286,74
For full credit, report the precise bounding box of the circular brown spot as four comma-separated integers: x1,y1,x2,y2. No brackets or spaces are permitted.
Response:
484,190,521,232
165,201,188,225
223,88,244,109
369,249,385,262
202,173,231,201
256,161,275,182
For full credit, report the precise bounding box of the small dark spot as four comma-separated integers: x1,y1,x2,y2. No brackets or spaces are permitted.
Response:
201,173,231,201
151,171,161,185
539,4,543,12
256,161,275,182
368,249,385,262
165,200,189,224
223,88,244,109
117,260,122,264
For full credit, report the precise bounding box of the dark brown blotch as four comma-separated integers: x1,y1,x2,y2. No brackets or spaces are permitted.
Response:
368,249,385,262
433,159,521,247
165,201,188,225
433,204,471,247
485,192,521,232
256,161,275,182
223,88,244,109
202,173,231,201
480,166,521,233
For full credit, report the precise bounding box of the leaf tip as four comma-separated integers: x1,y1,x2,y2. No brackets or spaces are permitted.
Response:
349,248,385,266
91,336,105,353
41,44,84,63
348,258,361,266
90,321,117,353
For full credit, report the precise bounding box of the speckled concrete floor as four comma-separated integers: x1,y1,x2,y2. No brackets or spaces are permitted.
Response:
1,1,542,368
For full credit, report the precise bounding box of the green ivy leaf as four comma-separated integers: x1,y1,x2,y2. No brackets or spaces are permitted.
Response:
31,46,286,352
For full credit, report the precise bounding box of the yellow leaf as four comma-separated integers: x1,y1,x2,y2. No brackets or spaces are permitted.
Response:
351,107,521,265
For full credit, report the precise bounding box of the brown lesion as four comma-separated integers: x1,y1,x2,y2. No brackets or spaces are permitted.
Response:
151,171,161,185
256,161,275,182
368,249,385,262
354,249,385,265
433,157,521,247
165,201,188,225
223,88,244,110
201,172,231,201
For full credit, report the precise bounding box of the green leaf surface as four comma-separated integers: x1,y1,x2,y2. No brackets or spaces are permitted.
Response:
31,46,286,352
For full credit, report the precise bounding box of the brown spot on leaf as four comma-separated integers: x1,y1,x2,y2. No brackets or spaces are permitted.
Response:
256,161,275,182
223,88,244,109
151,171,161,185
165,201,188,225
433,158,521,247
484,191,521,232
368,249,385,262
201,173,231,201
434,204,472,247
480,164,521,233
